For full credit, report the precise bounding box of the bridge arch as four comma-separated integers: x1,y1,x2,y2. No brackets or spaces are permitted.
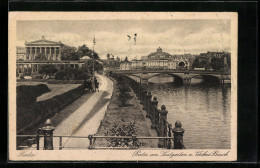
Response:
147,73,184,84
189,74,221,83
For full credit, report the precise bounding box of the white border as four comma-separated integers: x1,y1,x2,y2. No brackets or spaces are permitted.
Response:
8,12,237,161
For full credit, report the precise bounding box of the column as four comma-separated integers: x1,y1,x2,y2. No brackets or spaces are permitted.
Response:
46,47,49,60
25,47,28,60
29,47,32,60
58,47,61,60
54,47,57,60
45,47,47,56
40,47,42,53
51,47,53,60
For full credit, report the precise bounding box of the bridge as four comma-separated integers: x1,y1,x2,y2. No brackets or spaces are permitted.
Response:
110,69,231,84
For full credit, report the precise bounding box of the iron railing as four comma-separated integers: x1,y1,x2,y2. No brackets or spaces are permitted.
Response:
17,134,175,150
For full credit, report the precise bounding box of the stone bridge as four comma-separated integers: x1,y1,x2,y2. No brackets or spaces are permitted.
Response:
111,70,231,84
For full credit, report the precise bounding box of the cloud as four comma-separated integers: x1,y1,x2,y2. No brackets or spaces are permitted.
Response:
16,20,231,60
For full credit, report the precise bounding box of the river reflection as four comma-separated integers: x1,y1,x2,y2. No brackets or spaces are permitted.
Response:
132,75,231,149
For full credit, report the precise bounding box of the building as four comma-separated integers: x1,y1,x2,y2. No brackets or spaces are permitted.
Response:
24,36,64,61
120,62,132,70
128,47,193,70
16,46,26,60
194,51,231,70
16,36,91,75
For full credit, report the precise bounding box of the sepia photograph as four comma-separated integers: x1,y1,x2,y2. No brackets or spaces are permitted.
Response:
8,12,237,161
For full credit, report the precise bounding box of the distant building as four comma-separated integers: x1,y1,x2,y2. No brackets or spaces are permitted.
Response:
120,57,132,70
129,47,194,70
16,46,26,60
194,51,231,70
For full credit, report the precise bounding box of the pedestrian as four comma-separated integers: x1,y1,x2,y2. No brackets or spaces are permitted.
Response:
94,76,98,92
92,77,96,92
95,81,99,92
88,79,94,92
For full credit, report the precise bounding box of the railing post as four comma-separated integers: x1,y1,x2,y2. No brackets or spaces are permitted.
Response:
59,136,62,150
137,85,141,100
158,105,168,148
145,92,152,118
151,97,158,129
172,120,185,149
140,86,145,104
142,90,148,109
88,134,93,149
36,128,42,150
132,135,137,148
167,124,173,149
42,119,55,150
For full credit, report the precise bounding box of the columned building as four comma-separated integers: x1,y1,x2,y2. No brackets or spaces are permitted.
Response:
25,36,64,61
16,36,92,75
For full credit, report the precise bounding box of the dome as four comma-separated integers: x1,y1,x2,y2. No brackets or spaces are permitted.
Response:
81,56,91,60
147,47,171,59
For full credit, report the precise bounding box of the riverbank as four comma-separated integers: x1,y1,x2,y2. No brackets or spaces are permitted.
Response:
94,76,158,148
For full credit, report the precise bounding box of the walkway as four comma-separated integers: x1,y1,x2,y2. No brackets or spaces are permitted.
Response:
38,74,113,150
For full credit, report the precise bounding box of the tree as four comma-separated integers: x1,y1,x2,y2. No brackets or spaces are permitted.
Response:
35,53,47,61
210,57,224,71
77,44,100,60
124,57,129,62
61,46,78,60
39,64,57,75
77,44,90,58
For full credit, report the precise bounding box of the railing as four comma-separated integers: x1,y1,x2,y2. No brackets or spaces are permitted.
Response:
17,73,186,150
110,73,186,149
16,133,175,150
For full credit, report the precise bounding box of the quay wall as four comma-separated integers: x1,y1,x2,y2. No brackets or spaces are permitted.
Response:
107,72,186,149
17,83,86,135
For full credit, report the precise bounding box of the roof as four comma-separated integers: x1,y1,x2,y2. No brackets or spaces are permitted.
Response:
25,36,64,46
81,56,91,60
147,51,171,58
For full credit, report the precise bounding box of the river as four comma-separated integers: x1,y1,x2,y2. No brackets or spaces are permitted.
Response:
131,75,231,149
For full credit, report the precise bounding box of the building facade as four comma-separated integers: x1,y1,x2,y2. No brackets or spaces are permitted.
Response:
194,51,231,70
16,36,92,75
16,46,26,60
24,36,64,61
120,47,194,70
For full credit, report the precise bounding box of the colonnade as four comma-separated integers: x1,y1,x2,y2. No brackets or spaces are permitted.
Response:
25,46,61,61
16,63,84,74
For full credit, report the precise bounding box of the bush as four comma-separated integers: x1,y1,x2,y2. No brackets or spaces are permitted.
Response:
31,73,43,79
54,68,89,80
39,64,58,76
106,122,146,147
55,70,67,80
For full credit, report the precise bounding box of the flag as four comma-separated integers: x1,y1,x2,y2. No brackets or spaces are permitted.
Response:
127,35,131,41
134,33,137,45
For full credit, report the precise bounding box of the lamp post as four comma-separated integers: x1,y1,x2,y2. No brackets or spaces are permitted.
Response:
92,35,96,74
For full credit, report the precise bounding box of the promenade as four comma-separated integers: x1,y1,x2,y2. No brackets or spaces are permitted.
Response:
37,74,114,150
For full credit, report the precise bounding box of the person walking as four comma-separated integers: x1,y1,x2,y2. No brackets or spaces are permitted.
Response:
95,80,99,92
91,76,96,92
94,76,98,92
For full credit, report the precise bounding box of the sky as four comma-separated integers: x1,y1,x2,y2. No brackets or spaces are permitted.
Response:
17,20,231,60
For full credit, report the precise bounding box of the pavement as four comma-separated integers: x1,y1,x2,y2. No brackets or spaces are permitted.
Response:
38,73,113,150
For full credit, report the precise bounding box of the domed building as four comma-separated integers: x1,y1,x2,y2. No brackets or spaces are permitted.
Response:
134,47,191,70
